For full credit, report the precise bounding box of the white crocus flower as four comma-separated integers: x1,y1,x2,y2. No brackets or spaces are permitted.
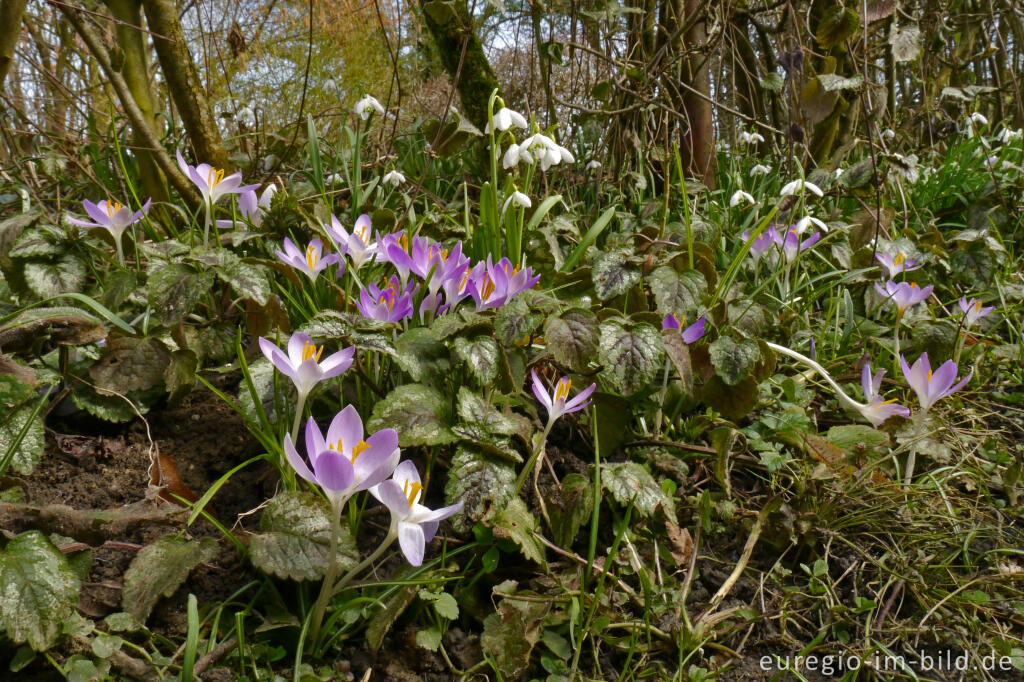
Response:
383,170,406,187
729,190,756,207
780,179,824,197
749,164,771,177
354,95,385,120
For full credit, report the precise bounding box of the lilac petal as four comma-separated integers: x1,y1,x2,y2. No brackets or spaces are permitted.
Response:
415,500,464,524
283,434,317,486
84,200,112,226
239,191,257,219
531,369,553,411
393,460,421,489
861,365,873,400
681,317,706,344
319,347,355,378
372,479,410,517
259,338,299,381
420,520,439,543
946,368,972,398
176,150,190,176
563,383,597,414
287,332,312,366
132,198,153,222
312,450,354,494
67,216,101,228
662,314,680,332
929,360,959,398
328,405,363,455
305,417,326,465
188,166,211,196
800,232,821,251
293,361,324,394
357,446,401,491
397,521,426,566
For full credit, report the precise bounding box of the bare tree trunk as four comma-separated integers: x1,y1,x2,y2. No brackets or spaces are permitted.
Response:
104,0,168,203
141,0,229,170
680,0,716,188
0,0,28,91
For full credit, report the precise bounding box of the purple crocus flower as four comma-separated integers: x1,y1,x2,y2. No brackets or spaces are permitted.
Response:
530,369,597,423
216,185,275,230
857,363,911,427
875,252,921,279
778,227,821,263
276,237,342,283
327,214,377,270
958,297,995,327
68,197,151,264
355,276,415,322
176,150,259,207
899,353,972,411
662,314,706,344
370,461,463,566
283,408,399,507
468,256,540,310
258,332,355,400
874,280,933,315
742,229,779,264
438,267,473,315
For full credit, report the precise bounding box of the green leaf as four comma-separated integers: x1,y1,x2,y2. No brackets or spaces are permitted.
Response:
10,230,62,259
453,335,499,384
222,259,271,306
492,497,545,564
549,473,592,547
456,388,518,436
648,267,706,317
415,626,443,651
89,335,172,394
702,375,760,421
0,401,44,474
419,589,459,620
394,327,450,383
600,462,677,523
544,308,598,371
430,309,490,339
147,263,214,325
598,319,663,395
164,349,197,405
760,73,784,93
592,248,640,300
0,531,81,650
444,445,516,533
121,535,218,623
481,591,547,679
816,6,859,49
0,374,33,408
249,491,357,581
709,336,760,386
24,256,86,299
826,425,889,452
369,384,457,447
365,585,417,652
493,297,542,346
69,384,138,422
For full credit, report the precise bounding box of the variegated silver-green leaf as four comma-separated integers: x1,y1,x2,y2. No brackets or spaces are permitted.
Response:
121,535,218,623
598,319,663,395
0,531,81,650
600,461,677,523
647,266,706,317
368,383,457,447
592,248,640,300
453,335,499,384
544,308,598,371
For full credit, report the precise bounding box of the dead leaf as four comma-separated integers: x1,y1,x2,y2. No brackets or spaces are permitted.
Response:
665,522,693,566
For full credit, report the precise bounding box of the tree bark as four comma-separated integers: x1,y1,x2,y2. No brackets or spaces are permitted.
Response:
0,0,28,91
419,0,500,131
141,0,229,170
680,0,716,188
103,0,169,203
58,4,201,205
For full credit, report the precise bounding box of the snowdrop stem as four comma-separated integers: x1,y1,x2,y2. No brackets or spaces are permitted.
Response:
308,499,346,646
514,416,556,497
331,524,398,597
764,341,866,413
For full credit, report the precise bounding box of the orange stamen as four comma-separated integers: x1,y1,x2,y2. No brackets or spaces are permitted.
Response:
306,244,319,271
302,340,324,363
402,479,423,507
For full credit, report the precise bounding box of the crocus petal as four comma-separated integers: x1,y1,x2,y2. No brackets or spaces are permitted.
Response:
305,417,326,467
531,369,553,411
681,317,706,344
318,347,355,378
328,405,364,456
928,360,959,398
563,383,597,414
372,479,411,518
259,338,299,382
67,216,101,228
412,500,464,524
84,199,112,226
392,460,422,490
283,434,317,486
397,521,426,566
312,450,355,494
286,332,311,366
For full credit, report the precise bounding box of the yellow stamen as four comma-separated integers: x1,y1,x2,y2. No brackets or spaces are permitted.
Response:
207,167,225,190
355,225,370,243
880,398,899,405
481,275,495,299
927,369,932,381
306,244,319,271
458,271,469,292
894,253,905,266
974,301,983,312
351,440,370,463
909,282,918,289
402,479,423,508
554,377,571,402
302,340,323,363
105,201,123,218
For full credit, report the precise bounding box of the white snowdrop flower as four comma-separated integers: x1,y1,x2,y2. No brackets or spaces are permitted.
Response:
834,168,845,178
488,107,528,132
503,143,532,169
501,190,532,217
729,190,756,207
237,105,256,129
795,215,828,233
969,112,989,126
324,78,338,91
354,95,385,120
325,174,344,186
750,164,771,177
780,179,824,197
739,131,765,145
383,170,406,187
586,160,602,171
997,128,1023,144
881,128,896,140
984,154,999,169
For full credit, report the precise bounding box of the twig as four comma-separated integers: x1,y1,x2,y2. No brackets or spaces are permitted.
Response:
192,635,237,676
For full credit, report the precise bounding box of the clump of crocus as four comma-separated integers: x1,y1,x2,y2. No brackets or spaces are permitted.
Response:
216,185,275,230
68,197,151,266
663,314,706,344
176,151,258,246
875,251,921,279
355,276,416,322
858,363,911,427
259,332,355,441
276,237,342,283
327,214,377,270
958,297,995,328
515,369,597,495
